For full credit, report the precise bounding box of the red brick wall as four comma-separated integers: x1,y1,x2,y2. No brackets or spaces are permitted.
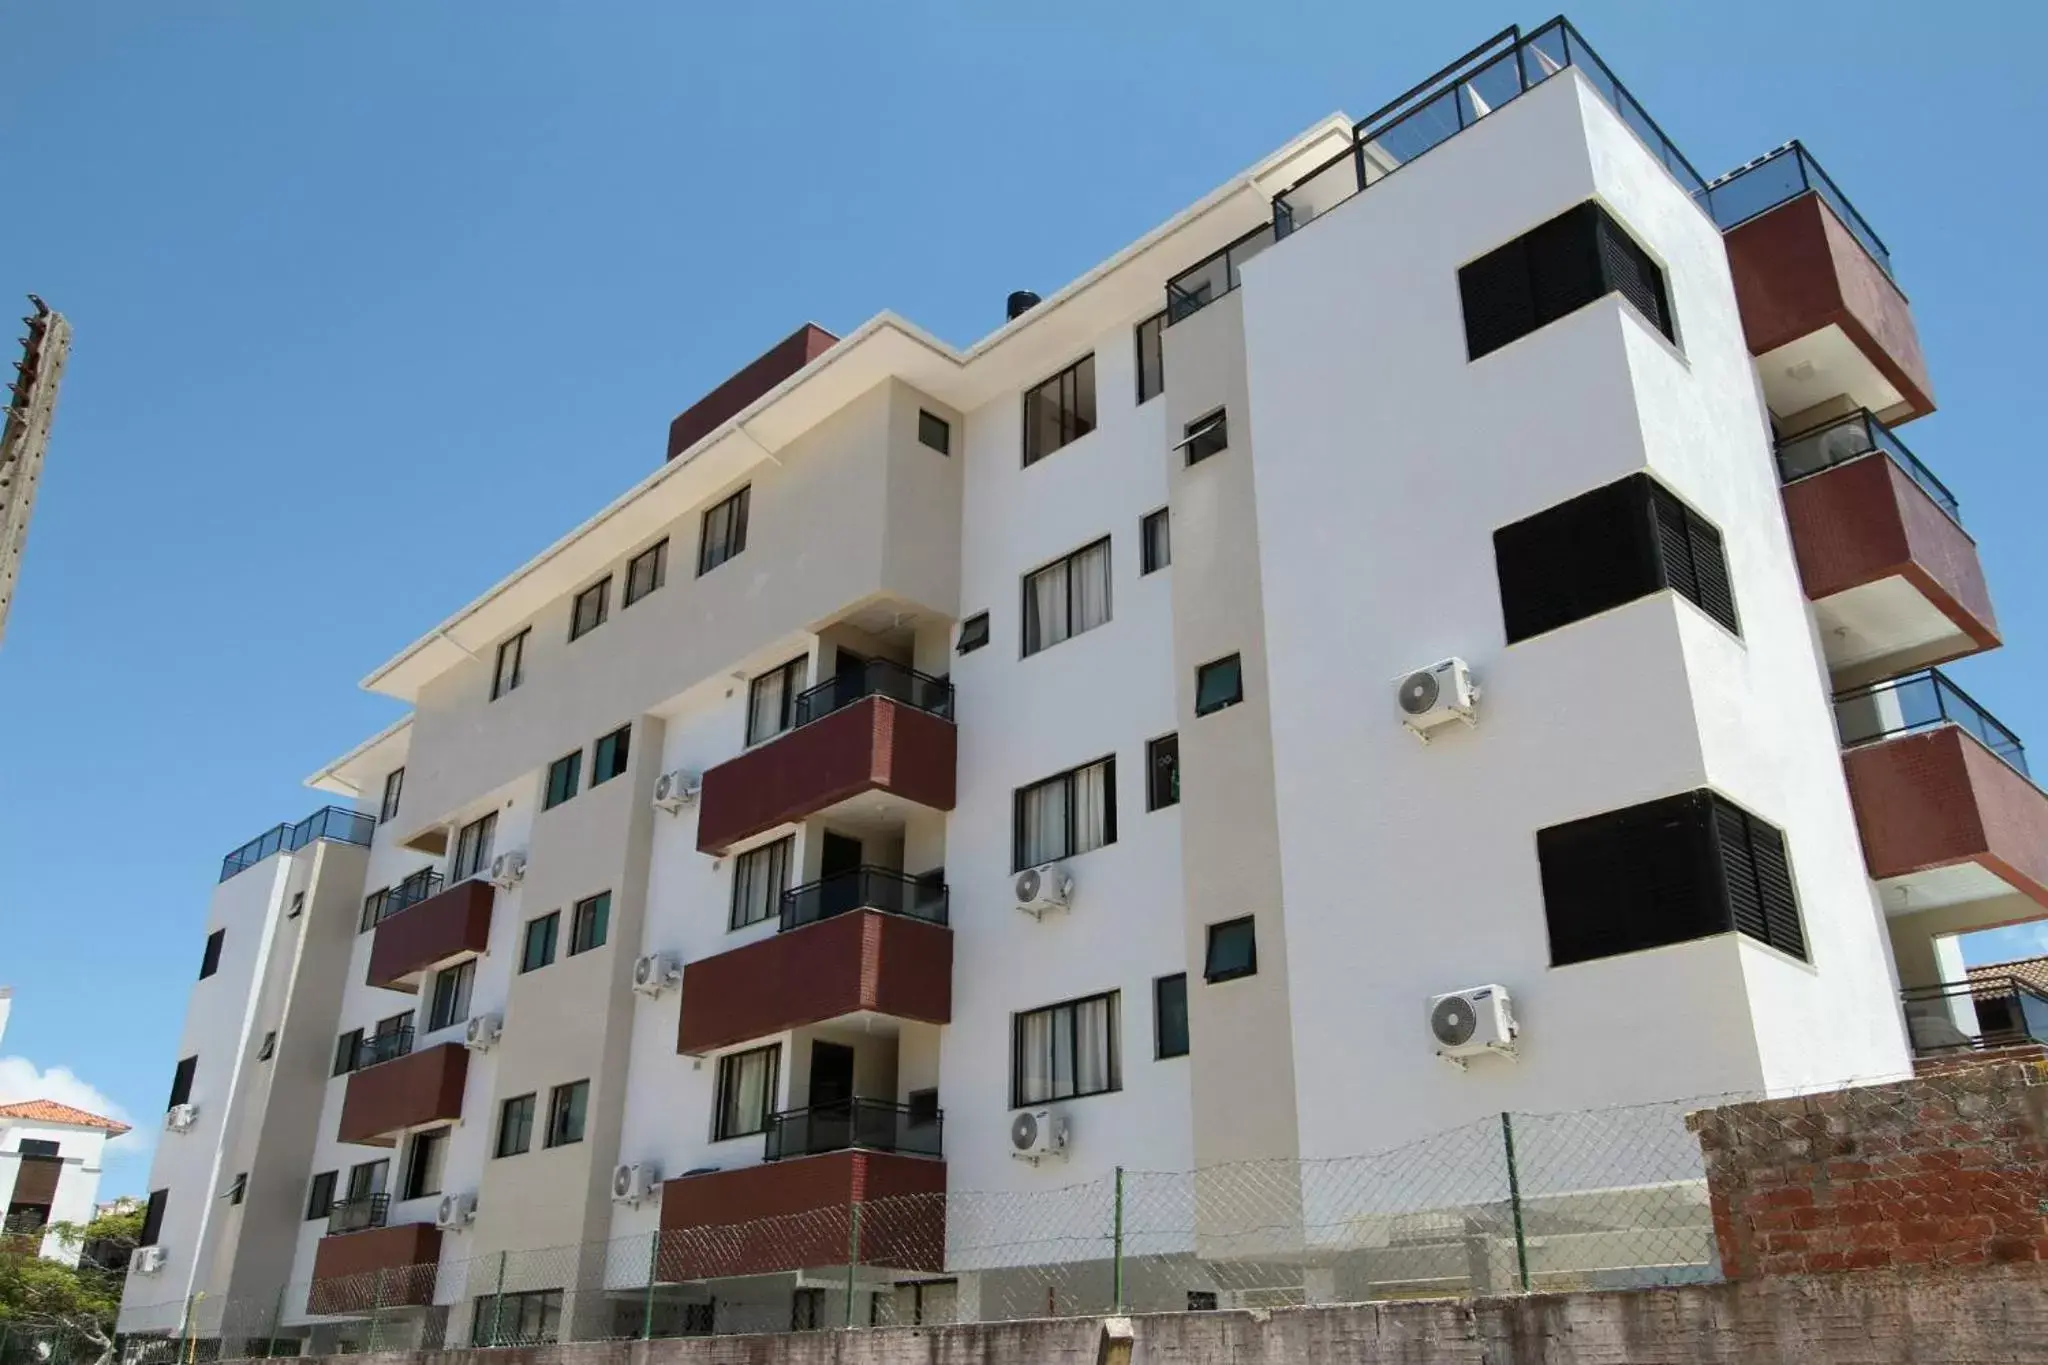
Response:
1691,1060,2048,1278
658,1151,945,1278
666,324,837,462
1842,727,2048,906
308,1224,441,1312
337,1043,469,1145
367,879,496,989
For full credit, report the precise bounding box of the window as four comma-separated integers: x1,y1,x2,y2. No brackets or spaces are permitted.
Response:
698,486,750,575
1022,537,1112,656
17,1140,56,1159
453,811,497,881
1154,974,1189,1059
401,1129,447,1201
569,892,610,955
496,1094,536,1158
139,1190,168,1248
1187,1291,1219,1312
545,1080,589,1148
492,629,528,700
167,1056,197,1111
746,656,807,745
1022,355,1096,466
288,891,304,919
1494,473,1737,644
569,578,610,641
198,928,224,980
591,725,631,785
544,751,581,810
624,539,668,607
917,409,951,455
1013,992,1120,1107
379,767,405,824
1135,311,1165,404
908,1088,941,1128
1013,756,1117,871
956,613,990,655
472,1290,562,1348
791,1288,826,1332
1459,201,1674,361
1140,508,1170,574
360,888,388,933
1204,917,1258,983
305,1172,337,1221
1146,734,1180,811
427,960,475,1031
1538,789,1806,967
1176,409,1227,465
521,912,560,973
1194,654,1243,716
345,1159,389,1201
226,1173,246,1206
713,1045,780,1140
257,1031,277,1062
730,836,793,930
333,1029,363,1076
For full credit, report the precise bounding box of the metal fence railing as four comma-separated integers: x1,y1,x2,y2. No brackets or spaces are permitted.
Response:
1833,669,2029,778
1775,409,1959,523
219,806,376,883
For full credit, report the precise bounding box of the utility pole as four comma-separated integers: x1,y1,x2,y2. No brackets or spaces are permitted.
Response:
0,296,71,648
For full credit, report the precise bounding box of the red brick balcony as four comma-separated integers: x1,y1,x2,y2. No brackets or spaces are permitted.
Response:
696,666,956,856
308,1213,440,1314
657,1150,944,1280
338,1042,468,1147
368,877,495,991
678,908,951,1055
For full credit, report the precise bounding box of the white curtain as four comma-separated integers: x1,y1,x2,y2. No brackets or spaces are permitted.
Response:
1027,559,1069,653
1072,996,1113,1095
734,838,790,926
723,1046,778,1134
1018,1010,1054,1104
1021,778,1069,867
1050,1006,1076,1099
748,668,787,743
1073,540,1111,634
1073,762,1109,855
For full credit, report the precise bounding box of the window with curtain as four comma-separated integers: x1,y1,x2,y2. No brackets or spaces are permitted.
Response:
569,893,610,955
1013,757,1116,871
713,1044,780,1140
545,1080,589,1147
624,539,668,606
698,487,751,575
730,836,793,929
1022,537,1112,656
1013,991,1120,1106
543,751,581,810
746,657,807,745
428,959,474,1030
453,812,497,880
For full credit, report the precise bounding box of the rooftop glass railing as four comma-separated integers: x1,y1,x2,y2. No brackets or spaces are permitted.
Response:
219,805,376,882
1834,670,2028,778
1704,141,1890,277
1775,410,1958,523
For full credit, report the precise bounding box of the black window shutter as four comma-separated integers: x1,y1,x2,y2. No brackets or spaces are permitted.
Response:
1459,237,1538,361
1711,798,1770,944
1524,203,1605,329
1648,483,1700,605
1495,475,1661,644
1462,201,1674,361
1745,809,1804,960
1540,791,1721,966
1594,210,1674,341
1684,512,1738,633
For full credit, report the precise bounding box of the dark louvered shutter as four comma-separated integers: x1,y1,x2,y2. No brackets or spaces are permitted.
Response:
1595,209,1674,342
1463,202,1675,361
1525,203,1606,329
139,1189,168,1247
1460,237,1538,361
1684,512,1738,633
1540,791,1721,966
1495,475,1662,644
1712,798,1770,943
1648,483,1699,605
1747,815,1805,960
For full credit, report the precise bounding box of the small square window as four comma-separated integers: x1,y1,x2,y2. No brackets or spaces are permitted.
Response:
1154,973,1189,1059
1146,734,1180,811
198,928,224,980
1204,917,1258,983
918,409,951,455
1187,1291,1219,1312
713,1045,781,1140
543,751,581,810
1179,409,1227,465
624,539,667,607
570,579,610,641
570,892,610,955
907,1088,940,1127
956,612,990,655
496,1094,535,1158
1194,654,1243,716
287,891,305,919
1140,508,1170,574
227,1172,247,1206
257,1031,277,1062
521,912,559,973
592,725,630,785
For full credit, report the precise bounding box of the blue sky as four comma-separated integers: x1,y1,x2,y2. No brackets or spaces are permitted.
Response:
3,3,2044,1194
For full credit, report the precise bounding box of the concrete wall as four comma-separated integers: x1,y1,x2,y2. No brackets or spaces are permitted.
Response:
0,1119,109,1264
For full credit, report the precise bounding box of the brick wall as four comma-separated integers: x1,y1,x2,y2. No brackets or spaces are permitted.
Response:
1690,1059,2048,1278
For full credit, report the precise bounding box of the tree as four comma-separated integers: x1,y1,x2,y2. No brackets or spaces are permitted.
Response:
0,1207,142,1365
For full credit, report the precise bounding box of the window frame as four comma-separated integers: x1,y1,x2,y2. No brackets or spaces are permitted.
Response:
305,1171,337,1222
257,1030,277,1062
334,1029,363,1076
227,1173,247,1206
745,656,807,746
545,1080,589,1149
1154,973,1189,1059
1146,733,1180,811
1175,408,1228,465
401,1128,447,1201
1021,354,1098,467
624,538,668,608
427,959,475,1031
1135,311,1166,404
591,725,631,785
520,912,560,973
1140,508,1170,575
569,892,611,956
543,750,582,810
452,812,497,881
729,835,793,931
139,1191,168,1247
1012,755,1118,872
379,768,405,824
956,612,990,656
168,1056,197,1111
712,1043,781,1141
1011,990,1122,1108
495,1094,536,1158
198,928,224,980
917,409,951,455
1203,917,1259,984
1021,536,1113,658
569,578,611,642
1194,654,1244,717
491,629,528,701
698,486,751,576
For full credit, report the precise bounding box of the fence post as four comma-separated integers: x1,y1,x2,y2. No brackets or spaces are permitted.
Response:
181,1292,200,1365
1112,1166,1126,1313
642,1230,660,1340
843,1201,863,1329
488,1250,506,1347
267,1282,286,1358
370,1268,389,1352
1500,1112,1530,1293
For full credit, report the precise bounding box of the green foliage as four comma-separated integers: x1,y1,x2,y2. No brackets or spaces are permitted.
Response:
0,1206,141,1356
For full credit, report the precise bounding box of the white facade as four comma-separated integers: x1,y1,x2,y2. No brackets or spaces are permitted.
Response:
1,1111,121,1266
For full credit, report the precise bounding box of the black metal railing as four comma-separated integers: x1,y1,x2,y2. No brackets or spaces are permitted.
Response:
1265,20,1707,260
220,805,378,882
1705,141,1891,277
788,657,954,731
762,1099,944,1163
1900,978,2048,1056
1775,410,1959,523
349,1025,415,1073
779,866,950,933
381,868,447,922
326,1193,390,1236
1834,670,2028,777
1166,222,1278,324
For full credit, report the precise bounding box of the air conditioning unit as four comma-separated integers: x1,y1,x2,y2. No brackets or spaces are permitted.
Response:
464,1014,502,1051
435,1192,476,1231
132,1246,167,1275
632,953,680,997
1396,657,1479,741
1428,984,1519,1067
1013,863,1073,919
653,770,701,812
1009,1108,1068,1164
164,1104,198,1133
489,850,527,889
611,1163,660,1206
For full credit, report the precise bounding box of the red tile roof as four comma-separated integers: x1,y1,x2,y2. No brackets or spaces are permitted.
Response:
0,1099,132,1135
1967,954,2048,996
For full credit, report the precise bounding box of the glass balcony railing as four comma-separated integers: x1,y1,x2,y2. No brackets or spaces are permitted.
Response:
220,805,377,882
1900,978,2048,1056
326,1193,390,1236
1775,410,1959,523
349,1025,415,1074
1704,141,1891,277
762,1098,943,1163
1166,223,1278,324
789,658,954,731
779,866,950,934
1834,670,2028,777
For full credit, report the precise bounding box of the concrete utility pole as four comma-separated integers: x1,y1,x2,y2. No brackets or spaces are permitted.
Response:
0,296,70,648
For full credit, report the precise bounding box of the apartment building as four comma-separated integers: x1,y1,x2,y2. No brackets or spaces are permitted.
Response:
119,17,2043,1348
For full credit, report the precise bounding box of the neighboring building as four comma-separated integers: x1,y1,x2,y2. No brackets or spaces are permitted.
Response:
119,17,2040,1349
2,1099,132,1265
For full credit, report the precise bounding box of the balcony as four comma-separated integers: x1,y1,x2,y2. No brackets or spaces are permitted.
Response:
337,1040,468,1146
657,1150,944,1281
1778,411,1997,684
678,900,951,1055
1712,142,1932,425
695,660,957,856
309,1204,439,1315
764,1098,944,1163
367,876,495,990
1901,977,2048,1058
1837,671,2048,913
219,805,375,882
326,1193,389,1236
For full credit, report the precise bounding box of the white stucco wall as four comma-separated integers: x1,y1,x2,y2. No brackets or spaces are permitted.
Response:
1,1120,110,1264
